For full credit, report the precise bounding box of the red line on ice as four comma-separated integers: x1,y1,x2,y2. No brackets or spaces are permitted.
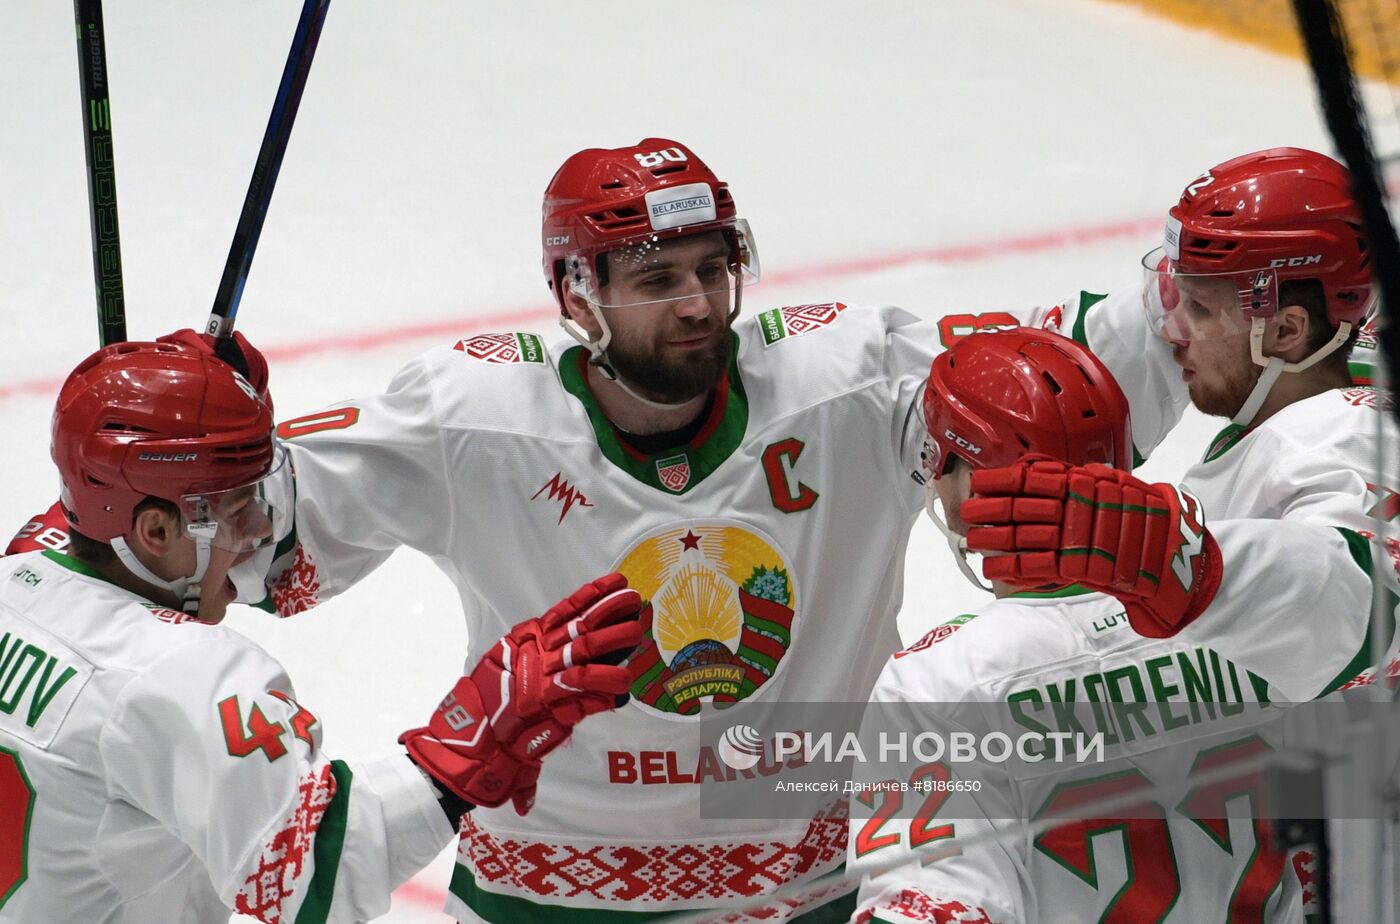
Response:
0,215,1159,403
392,876,451,913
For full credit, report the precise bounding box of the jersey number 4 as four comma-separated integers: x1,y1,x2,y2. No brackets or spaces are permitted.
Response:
219,692,319,762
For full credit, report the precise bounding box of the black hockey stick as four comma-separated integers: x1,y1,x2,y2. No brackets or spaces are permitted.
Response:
205,0,331,343
73,0,126,346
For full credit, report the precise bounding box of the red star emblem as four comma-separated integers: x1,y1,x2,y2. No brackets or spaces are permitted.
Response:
679,530,701,550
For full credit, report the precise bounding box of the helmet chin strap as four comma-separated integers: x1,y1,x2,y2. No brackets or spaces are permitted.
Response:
111,534,212,613
558,277,744,414
1231,317,1353,427
558,309,694,411
924,480,994,594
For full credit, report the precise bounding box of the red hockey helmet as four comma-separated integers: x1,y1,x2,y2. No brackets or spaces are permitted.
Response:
922,328,1132,478
51,341,276,542
1144,147,1374,339
541,138,758,310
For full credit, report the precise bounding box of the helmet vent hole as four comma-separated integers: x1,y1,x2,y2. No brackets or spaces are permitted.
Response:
101,421,157,434
1040,371,1063,395
1082,409,1097,419
601,180,625,190
651,163,686,176
1208,210,1234,217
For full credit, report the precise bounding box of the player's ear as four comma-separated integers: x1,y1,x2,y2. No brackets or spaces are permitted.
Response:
129,505,180,558
1269,303,1312,359
562,282,603,339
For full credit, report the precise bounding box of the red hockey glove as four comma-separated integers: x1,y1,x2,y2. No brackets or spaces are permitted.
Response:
400,573,647,815
5,501,70,556
962,460,1223,637
157,328,271,412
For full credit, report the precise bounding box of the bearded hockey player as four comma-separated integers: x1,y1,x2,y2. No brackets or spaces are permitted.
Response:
0,341,646,923
131,139,952,923
848,327,1371,923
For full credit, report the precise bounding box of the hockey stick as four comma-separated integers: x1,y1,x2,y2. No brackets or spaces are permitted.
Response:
73,0,126,346
205,0,331,343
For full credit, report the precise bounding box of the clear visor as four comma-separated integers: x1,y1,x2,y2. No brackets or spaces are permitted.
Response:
574,219,760,310
177,446,285,555
1141,246,1278,342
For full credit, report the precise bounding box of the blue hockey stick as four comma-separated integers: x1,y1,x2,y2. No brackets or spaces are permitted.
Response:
206,0,331,341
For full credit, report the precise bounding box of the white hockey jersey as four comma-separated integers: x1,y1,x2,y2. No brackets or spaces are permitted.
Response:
848,540,1369,924
0,549,454,924
266,304,936,922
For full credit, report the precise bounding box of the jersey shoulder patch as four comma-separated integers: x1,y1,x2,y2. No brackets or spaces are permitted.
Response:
1336,385,1393,411
143,605,200,625
451,331,548,365
894,613,979,659
755,303,847,347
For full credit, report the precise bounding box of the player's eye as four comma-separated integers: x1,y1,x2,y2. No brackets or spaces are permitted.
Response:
638,273,674,291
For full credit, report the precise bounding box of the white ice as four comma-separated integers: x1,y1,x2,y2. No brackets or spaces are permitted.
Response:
2,2,1395,920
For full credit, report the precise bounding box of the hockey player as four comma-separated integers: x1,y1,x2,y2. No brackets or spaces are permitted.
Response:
964,148,1395,691
0,341,646,923
848,327,1369,923
143,139,952,923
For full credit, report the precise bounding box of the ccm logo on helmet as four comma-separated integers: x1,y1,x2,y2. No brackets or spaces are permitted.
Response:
944,429,983,456
545,235,570,246
1268,255,1323,268
138,452,198,462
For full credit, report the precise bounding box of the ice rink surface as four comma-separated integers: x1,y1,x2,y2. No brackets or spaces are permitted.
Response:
3,1,1397,920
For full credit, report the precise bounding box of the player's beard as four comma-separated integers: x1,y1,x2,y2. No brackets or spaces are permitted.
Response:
604,314,732,404
1181,340,1261,419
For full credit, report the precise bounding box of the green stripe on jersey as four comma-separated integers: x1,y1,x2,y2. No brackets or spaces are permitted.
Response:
1062,291,1150,469
1009,583,1096,600
1320,528,1397,697
294,760,354,924
1068,291,1107,349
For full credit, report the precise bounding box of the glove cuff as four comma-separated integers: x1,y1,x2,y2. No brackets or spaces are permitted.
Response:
404,744,477,824
1127,529,1224,639
1180,528,1223,626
